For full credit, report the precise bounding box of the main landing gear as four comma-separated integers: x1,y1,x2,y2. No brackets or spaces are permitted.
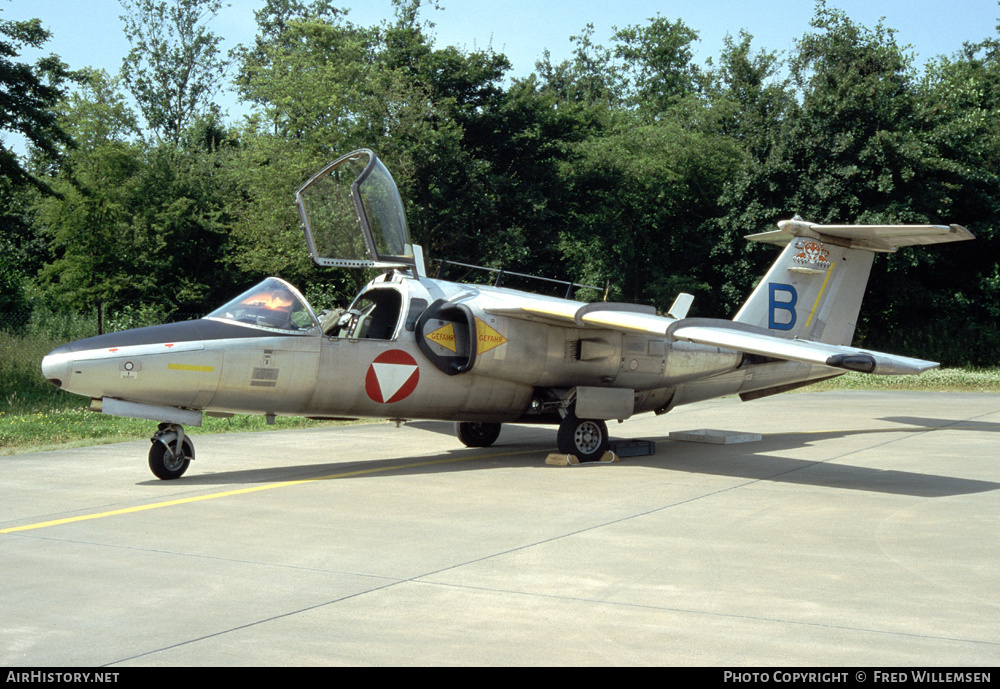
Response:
455,413,611,463
148,423,194,480
456,421,502,448
556,412,609,463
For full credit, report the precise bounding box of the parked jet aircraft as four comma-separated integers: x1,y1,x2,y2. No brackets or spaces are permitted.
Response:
41,149,973,479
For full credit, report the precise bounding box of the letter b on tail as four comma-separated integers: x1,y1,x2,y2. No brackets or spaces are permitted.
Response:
768,283,797,331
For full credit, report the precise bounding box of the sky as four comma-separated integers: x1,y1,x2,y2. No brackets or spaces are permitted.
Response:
4,0,1000,152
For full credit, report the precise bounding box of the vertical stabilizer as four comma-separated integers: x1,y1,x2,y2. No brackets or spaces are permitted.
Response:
734,239,873,346
733,219,973,346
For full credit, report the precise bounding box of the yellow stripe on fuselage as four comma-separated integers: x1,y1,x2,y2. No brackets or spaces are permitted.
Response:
167,363,215,372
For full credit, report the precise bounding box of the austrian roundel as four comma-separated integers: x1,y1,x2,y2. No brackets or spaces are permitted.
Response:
365,350,420,404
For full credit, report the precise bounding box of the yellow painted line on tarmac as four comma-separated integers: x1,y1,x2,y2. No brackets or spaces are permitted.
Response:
0,448,542,535
5,422,982,535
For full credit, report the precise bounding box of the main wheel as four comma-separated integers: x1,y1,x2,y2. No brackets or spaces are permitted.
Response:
456,421,502,448
148,438,193,480
557,414,609,462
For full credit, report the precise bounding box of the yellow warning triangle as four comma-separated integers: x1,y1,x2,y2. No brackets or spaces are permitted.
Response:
476,318,507,354
425,322,457,353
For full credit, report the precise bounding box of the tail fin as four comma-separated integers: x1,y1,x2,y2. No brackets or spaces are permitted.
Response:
733,218,973,346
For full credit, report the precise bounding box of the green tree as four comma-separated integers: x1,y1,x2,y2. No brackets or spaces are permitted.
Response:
0,6,74,192
534,24,625,108
557,117,741,310
227,0,553,299
0,231,30,331
130,124,240,312
225,1,378,294
706,30,792,162
369,2,515,266
34,69,239,316
118,0,229,144
715,5,924,303
782,4,996,363
900,30,1000,364
34,70,152,310
713,2,999,365
612,15,702,116
705,31,796,312
234,0,374,145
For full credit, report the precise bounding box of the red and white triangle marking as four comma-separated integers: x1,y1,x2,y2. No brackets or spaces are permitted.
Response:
365,350,420,403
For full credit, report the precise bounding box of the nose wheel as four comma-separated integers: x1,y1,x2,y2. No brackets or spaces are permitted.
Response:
557,413,609,463
148,424,194,480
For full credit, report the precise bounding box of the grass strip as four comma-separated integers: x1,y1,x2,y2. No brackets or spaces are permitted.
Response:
0,406,369,456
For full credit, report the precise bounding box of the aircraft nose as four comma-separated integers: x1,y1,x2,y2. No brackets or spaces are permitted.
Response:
41,345,73,389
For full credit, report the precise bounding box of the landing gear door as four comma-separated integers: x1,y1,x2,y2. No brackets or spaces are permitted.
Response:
296,149,420,271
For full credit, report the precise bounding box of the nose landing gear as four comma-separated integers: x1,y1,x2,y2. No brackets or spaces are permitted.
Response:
148,424,194,480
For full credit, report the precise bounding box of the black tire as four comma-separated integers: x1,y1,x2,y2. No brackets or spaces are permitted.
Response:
456,421,502,448
148,438,193,480
557,414,609,462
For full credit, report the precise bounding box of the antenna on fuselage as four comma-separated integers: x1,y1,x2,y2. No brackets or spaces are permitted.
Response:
412,244,427,279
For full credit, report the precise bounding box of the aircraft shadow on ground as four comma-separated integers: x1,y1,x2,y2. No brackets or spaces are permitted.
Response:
880,416,1000,433
139,417,1000,498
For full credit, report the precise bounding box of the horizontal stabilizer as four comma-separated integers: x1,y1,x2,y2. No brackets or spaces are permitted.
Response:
667,318,938,375
746,218,974,252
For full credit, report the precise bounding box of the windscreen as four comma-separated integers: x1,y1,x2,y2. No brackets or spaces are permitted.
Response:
206,278,318,332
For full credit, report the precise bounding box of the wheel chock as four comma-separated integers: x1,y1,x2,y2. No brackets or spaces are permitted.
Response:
545,451,619,466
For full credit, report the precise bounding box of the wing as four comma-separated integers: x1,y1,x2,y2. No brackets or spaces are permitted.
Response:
485,292,693,334
484,217,965,376
665,318,937,375
486,295,937,376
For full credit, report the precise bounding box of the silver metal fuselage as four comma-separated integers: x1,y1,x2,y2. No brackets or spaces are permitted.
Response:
40,271,830,427
38,148,969,480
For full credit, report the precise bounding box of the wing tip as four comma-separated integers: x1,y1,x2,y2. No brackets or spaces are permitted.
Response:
826,353,939,376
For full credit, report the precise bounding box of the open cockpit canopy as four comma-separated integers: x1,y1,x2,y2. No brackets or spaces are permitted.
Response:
295,149,421,272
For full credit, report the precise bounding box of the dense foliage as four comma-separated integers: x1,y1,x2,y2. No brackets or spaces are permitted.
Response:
2,0,999,365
